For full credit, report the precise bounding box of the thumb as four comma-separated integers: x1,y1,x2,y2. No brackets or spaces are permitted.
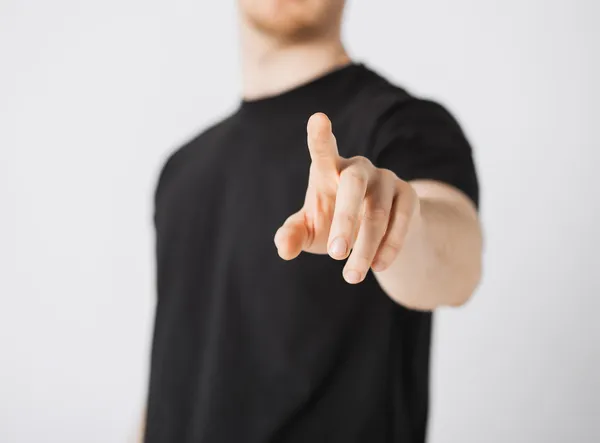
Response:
274,210,309,260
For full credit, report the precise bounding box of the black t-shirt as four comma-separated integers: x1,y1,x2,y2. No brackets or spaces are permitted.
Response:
145,63,479,443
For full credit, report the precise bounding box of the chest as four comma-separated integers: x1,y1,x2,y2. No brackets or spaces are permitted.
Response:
153,117,389,331
155,116,372,280
155,128,308,270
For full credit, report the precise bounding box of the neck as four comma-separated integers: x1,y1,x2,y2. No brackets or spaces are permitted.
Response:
240,21,350,101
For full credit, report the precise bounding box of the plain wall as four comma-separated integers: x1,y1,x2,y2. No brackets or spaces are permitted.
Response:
1,1,599,442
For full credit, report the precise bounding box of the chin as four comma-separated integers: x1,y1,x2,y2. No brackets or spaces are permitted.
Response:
240,0,344,41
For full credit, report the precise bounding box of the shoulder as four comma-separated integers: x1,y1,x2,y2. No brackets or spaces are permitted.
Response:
370,96,470,161
153,112,235,200
367,67,463,134
345,65,467,157
343,65,413,126
351,66,478,206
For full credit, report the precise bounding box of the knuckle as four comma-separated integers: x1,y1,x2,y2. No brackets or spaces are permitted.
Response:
383,237,404,256
350,156,373,169
380,168,398,182
351,253,373,271
363,205,390,223
394,210,411,228
372,256,390,271
343,167,368,187
397,179,415,197
336,210,358,227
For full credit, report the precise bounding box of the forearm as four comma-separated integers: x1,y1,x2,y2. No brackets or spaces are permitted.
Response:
374,195,482,311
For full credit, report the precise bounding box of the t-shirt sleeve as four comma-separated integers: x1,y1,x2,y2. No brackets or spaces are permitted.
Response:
370,99,479,209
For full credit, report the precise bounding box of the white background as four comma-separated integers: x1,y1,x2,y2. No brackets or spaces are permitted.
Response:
1,1,599,442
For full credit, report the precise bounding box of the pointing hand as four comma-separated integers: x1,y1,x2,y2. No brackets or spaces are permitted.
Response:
274,112,419,284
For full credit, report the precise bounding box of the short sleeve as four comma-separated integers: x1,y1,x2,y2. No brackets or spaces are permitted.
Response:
371,99,479,209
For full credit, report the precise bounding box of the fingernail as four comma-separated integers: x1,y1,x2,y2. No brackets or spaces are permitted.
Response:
344,269,361,284
329,237,347,258
274,229,282,247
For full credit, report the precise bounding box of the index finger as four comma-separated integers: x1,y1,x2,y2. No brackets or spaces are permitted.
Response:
307,112,339,173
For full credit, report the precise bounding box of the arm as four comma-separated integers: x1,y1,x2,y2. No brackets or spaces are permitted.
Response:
274,112,482,310
372,179,482,310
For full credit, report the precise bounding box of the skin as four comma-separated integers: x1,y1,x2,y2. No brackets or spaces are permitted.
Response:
274,113,482,310
238,0,482,309
140,0,482,440
239,0,350,101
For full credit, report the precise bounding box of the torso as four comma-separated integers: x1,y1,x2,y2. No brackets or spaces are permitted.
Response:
146,64,435,443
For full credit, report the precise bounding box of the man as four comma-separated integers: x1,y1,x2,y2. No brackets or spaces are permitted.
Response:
143,0,482,442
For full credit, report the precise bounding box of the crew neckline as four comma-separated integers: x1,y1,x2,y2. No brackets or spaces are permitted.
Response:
237,62,366,120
